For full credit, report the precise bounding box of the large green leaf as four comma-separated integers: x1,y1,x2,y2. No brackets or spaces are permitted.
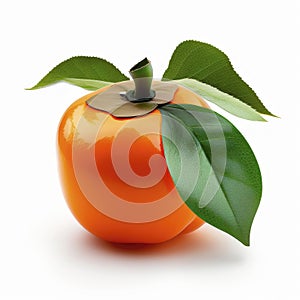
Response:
162,40,273,116
175,78,266,121
27,56,129,90
159,104,262,245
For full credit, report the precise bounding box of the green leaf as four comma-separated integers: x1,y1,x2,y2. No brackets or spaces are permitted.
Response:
27,56,129,90
159,104,262,245
162,40,274,116
175,78,266,121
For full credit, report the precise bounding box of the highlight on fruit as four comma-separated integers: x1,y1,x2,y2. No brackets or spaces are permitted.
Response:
28,40,275,246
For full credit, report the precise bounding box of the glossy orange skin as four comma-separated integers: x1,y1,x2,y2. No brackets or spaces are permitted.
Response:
57,84,209,243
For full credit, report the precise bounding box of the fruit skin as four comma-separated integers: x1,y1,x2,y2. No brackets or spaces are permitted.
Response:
57,83,209,243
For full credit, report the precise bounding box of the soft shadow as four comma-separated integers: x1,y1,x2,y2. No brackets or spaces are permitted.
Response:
85,230,212,256
74,227,245,265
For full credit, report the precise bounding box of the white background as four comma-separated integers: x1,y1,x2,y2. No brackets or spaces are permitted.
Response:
1,0,300,299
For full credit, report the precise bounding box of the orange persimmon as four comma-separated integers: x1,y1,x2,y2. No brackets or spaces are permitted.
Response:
57,85,209,243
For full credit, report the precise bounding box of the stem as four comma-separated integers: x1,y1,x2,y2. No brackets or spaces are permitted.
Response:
127,58,155,102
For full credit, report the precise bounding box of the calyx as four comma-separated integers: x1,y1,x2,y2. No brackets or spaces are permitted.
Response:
86,58,178,117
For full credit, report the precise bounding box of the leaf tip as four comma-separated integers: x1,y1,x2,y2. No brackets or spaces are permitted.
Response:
241,237,250,247
260,116,268,122
232,231,251,246
270,113,280,119
25,86,37,91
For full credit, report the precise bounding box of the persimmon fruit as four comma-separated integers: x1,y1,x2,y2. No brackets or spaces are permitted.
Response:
57,84,209,243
